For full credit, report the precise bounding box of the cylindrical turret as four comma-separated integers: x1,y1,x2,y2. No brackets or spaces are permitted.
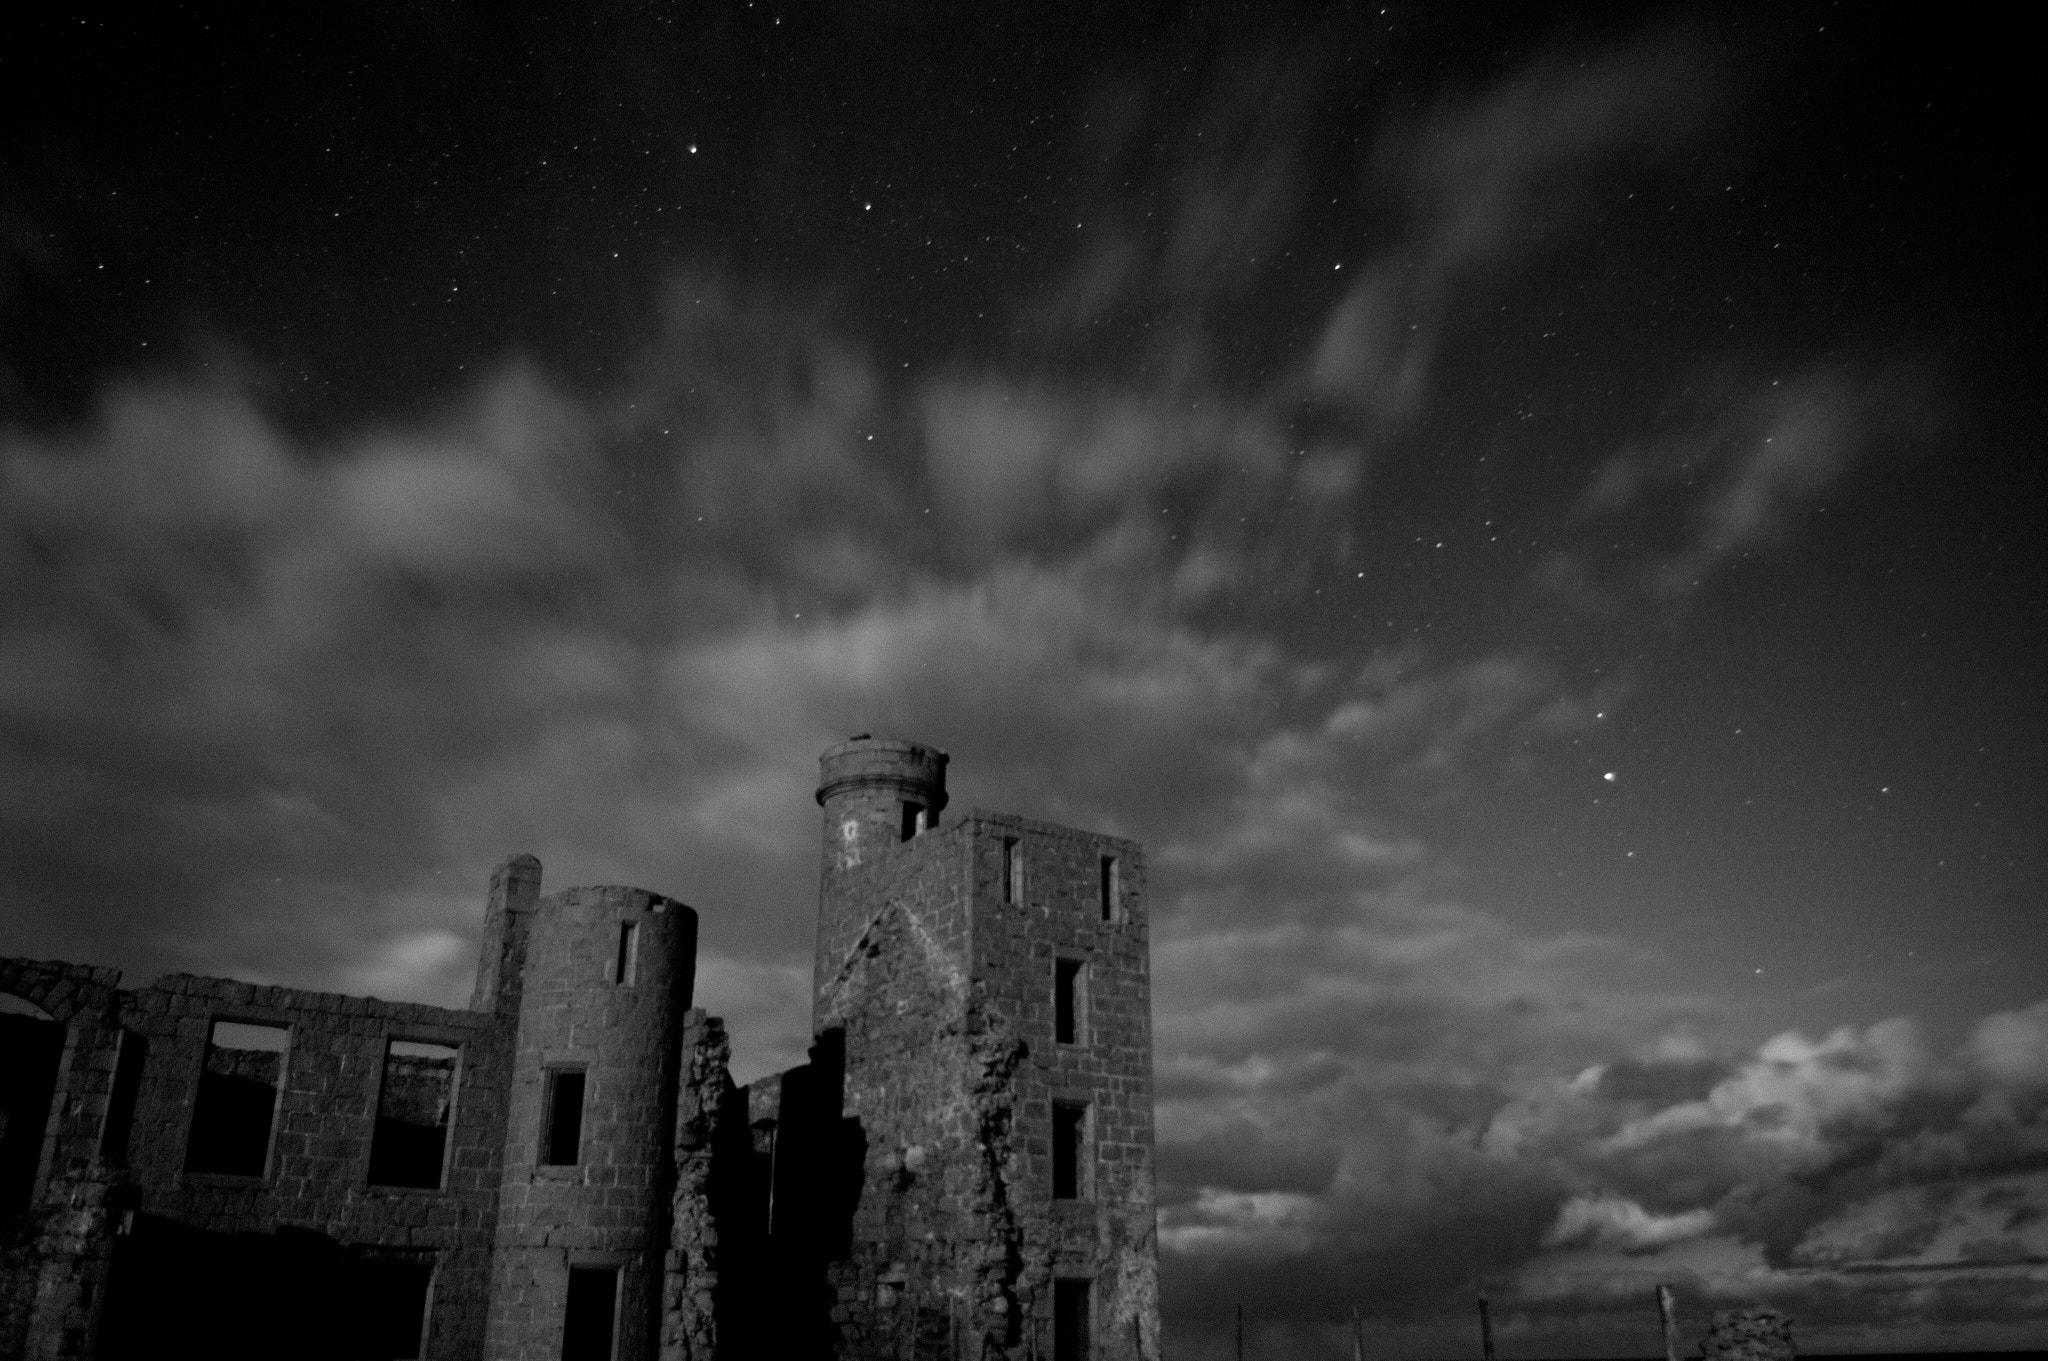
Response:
485,885,697,1361
814,736,949,1023
816,735,949,880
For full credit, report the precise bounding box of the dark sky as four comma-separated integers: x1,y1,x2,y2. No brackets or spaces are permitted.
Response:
3,4,2044,1356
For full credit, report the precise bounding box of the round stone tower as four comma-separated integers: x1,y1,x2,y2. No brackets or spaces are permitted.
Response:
817,735,949,877
814,736,948,1016
485,884,698,1361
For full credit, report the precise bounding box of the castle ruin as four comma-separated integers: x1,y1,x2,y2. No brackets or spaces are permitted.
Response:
0,737,1159,1360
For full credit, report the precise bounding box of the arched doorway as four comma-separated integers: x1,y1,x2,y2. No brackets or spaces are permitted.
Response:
0,992,63,1216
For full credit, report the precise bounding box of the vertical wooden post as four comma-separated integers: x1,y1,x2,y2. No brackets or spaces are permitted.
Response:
1237,1303,1245,1361
1351,1304,1366,1361
1477,1293,1496,1361
1655,1285,1680,1361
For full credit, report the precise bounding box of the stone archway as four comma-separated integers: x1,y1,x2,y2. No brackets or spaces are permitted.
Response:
0,958,121,1219
0,993,62,1217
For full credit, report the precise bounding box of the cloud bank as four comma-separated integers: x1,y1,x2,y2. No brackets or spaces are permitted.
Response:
0,15,2027,1358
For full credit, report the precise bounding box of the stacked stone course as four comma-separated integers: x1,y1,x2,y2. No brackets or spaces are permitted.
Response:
0,738,1158,1359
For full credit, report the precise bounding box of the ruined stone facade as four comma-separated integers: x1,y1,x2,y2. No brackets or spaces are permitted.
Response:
0,738,1158,1360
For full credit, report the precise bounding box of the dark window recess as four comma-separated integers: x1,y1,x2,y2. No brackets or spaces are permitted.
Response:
348,1249,434,1360
0,996,64,1213
1099,855,1119,922
562,1266,618,1361
1003,837,1022,904
368,1041,458,1189
1054,1278,1092,1361
614,923,639,985
1055,960,1082,1045
542,1069,587,1166
184,1020,287,1177
1052,1101,1087,1200
99,1029,148,1164
900,801,925,841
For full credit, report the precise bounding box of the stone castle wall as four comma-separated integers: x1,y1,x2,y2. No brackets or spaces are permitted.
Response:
966,812,1156,1361
486,885,697,1361
102,973,509,1360
0,738,1159,1360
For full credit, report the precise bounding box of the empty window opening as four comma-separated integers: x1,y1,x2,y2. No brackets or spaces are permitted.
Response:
348,1248,434,1360
1054,959,1084,1046
1099,855,1120,923
99,1029,148,1164
614,922,639,985
1054,1278,1092,1361
562,1266,619,1361
1052,1101,1087,1200
1003,836,1023,905
184,1020,287,1177
369,1040,458,1189
752,1118,780,1234
900,801,926,841
0,993,63,1213
542,1068,587,1166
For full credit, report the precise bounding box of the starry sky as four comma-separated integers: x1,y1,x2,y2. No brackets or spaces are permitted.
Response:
3,4,2043,1357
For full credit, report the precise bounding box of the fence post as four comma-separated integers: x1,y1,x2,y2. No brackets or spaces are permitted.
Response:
1656,1285,1680,1361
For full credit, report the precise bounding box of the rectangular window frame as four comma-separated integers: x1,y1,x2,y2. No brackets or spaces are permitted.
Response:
614,922,640,986
1053,957,1086,1047
1099,854,1121,923
1053,1277,1093,1361
541,1066,588,1167
183,1017,290,1180
1002,836,1023,905
562,1264,620,1361
1051,1099,1090,1201
368,1038,461,1191
347,1246,436,1360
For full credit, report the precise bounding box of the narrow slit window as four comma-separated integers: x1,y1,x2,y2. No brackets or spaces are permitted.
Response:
99,1029,148,1164
1052,1100,1087,1200
1054,1278,1092,1361
184,1020,288,1177
1099,855,1120,923
1003,836,1022,905
369,1040,458,1189
614,922,639,985
900,801,925,842
562,1265,619,1361
1054,959,1083,1045
542,1068,587,1166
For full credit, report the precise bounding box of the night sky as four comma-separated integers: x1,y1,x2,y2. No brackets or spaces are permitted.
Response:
3,4,2043,1357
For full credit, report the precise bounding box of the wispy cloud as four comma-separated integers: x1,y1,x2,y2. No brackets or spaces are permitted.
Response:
0,13,2023,1355
1547,364,1946,609
1312,28,1717,418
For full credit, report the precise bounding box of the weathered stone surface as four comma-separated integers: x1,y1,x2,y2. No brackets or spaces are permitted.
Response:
0,738,1160,1358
